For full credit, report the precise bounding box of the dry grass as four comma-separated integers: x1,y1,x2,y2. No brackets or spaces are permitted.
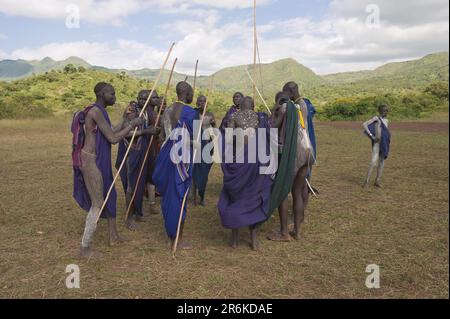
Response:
0,117,448,299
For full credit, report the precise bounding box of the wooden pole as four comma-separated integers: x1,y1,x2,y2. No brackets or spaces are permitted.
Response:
193,59,199,97
95,42,175,224
253,0,257,103
172,75,215,254
243,67,271,115
124,57,178,221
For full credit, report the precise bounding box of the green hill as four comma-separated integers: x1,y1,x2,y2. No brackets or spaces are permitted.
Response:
0,56,92,80
198,58,325,95
2,52,448,94
0,59,33,78
0,52,448,120
324,52,449,88
92,66,192,88
0,67,232,119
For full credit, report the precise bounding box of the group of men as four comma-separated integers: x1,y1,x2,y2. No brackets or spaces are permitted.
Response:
72,79,390,258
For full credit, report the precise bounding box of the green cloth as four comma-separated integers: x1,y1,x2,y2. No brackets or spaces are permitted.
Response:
269,101,299,213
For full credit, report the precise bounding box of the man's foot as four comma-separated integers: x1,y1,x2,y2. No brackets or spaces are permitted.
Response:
149,205,160,215
199,199,205,207
125,218,138,231
109,234,130,246
289,230,300,240
135,215,150,223
250,238,260,251
267,231,292,242
362,181,369,189
229,238,238,249
374,181,382,188
79,246,102,259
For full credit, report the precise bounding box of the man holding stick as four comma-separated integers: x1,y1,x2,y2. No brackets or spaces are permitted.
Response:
115,94,161,231
153,81,198,250
72,82,142,258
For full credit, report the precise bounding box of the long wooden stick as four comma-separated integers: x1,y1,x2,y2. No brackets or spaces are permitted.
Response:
243,67,271,115
172,75,215,254
124,58,178,221
95,42,175,224
193,59,199,96
253,0,257,103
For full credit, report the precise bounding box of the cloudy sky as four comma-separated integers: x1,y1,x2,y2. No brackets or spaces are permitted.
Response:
0,0,448,75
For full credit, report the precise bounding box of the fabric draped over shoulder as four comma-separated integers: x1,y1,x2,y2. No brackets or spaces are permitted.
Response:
115,124,149,217
366,117,391,159
268,101,299,213
152,105,199,238
217,112,274,229
73,104,117,218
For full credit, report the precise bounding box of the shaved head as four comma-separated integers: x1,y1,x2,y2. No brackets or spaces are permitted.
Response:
176,81,194,104
242,96,255,110
282,81,300,102
94,82,113,97
94,82,115,106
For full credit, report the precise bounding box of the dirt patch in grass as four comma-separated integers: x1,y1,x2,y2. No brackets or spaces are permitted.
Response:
321,121,449,134
0,118,448,298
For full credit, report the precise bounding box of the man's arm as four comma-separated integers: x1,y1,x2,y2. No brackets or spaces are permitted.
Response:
140,126,161,136
112,118,125,132
91,108,141,144
363,116,380,141
162,106,173,141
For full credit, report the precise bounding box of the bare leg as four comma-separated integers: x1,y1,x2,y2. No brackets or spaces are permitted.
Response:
291,166,309,240
108,217,129,246
192,183,198,206
80,207,102,258
147,184,159,215
79,152,105,258
170,222,193,250
249,224,260,251
375,158,385,187
125,189,138,231
230,229,239,248
267,198,291,241
363,143,380,189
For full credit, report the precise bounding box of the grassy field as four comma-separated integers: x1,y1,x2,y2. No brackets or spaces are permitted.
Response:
0,116,448,299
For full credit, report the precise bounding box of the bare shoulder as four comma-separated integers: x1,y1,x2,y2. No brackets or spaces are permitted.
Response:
87,106,102,118
298,99,308,108
83,106,101,124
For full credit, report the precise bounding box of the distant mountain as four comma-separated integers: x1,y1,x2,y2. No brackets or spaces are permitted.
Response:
197,58,325,94
0,59,33,78
0,56,91,80
91,66,193,88
0,52,448,95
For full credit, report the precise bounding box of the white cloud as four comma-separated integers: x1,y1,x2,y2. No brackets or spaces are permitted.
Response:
0,0,142,26
1,0,448,75
0,0,272,25
9,40,167,70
